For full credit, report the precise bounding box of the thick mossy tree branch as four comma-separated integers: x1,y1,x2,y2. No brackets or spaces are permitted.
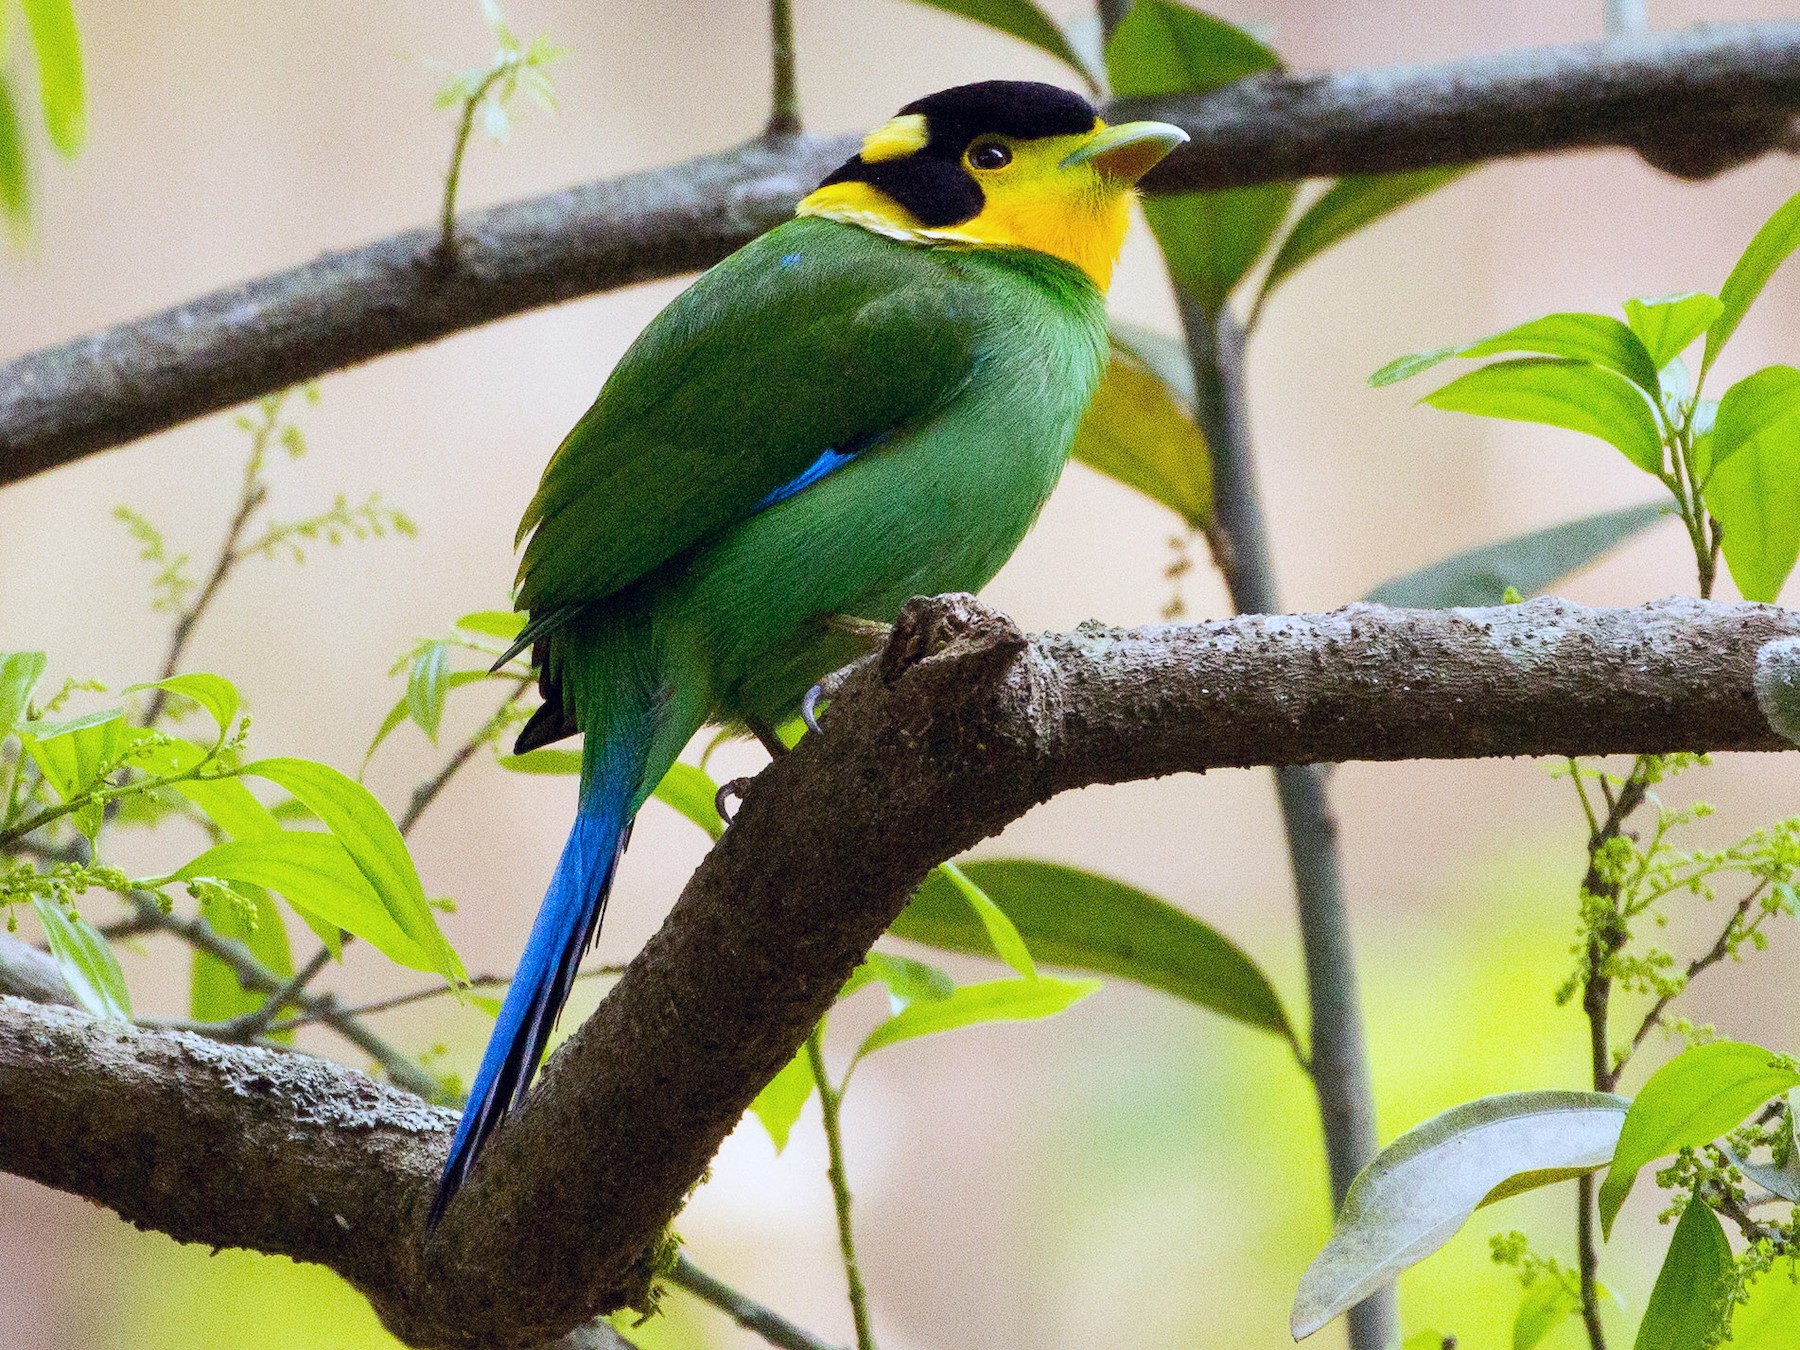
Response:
0,594,1795,1349
5,23,1800,490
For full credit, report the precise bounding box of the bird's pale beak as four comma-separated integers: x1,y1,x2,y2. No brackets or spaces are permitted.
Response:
1061,120,1189,186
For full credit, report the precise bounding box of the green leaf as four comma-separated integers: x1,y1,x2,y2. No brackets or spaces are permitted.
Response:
1365,502,1668,609
192,884,294,1037
1703,187,1800,382
906,0,1091,79
177,833,435,973
1599,1041,1800,1236
241,758,462,981
1631,1199,1730,1350
854,974,1097,1063
366,669,489,766
1291,1091,1629,1339
125,673,241,742
19,707,127,803
1732,1258,1800,1347
749,1045,816,1154
32,896,131,1020
893,860,1293,1042
1108,1,1291,311
1707,364,1800,474
650,762,724,842
1706,387,1800,602
1145,185,1298,314
1623,293,1723,372
1071,351,1212,528
455,610,526,640
1422,358,1665,475
937,862,1035,977
858,951,956,1012
1110,322,1194,402
0,651,47,735
1513,1274,1582,1350
406,642,451,744
1257,168,1470,316
0,74,26,228
20,0,83,155
1107,0,1279,97
1377,313,1661,398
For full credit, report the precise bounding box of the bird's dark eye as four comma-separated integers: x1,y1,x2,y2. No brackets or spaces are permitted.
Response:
968,141,1012,171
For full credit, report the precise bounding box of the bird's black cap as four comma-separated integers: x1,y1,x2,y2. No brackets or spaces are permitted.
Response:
819,81,1101,228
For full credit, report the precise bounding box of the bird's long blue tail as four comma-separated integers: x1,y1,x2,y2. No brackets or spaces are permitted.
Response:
428,722,645,1227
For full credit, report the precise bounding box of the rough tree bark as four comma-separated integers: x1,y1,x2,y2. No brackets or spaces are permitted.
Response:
2,594,1796,1348
5,22,1800,489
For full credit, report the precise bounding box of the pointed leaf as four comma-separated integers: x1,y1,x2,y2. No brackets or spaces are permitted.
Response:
1600,1042,1800,1236
1292,1091,1629,1339
1707,364,1800,473
1513,1273,1582,1350
1422,358,1665,474
19,0,83,155
498,748,583,775
241,759,462,981
0,651,47,735
126,673,240,741
1375,313,1662,399
1071,351,1212,527
859,951,956,1013
19,707,127,802
32,896,131,1020
1365,502,1668,609
455,610,527,640
906,0,1090,79
406,642,451,744
366,670,490,765
749,1044,817,1153
1107,0,1280,97
1631,1199,1730,1350
1703,187,1800,381
1258,168,1470,314
937,862,1035,978
1624,293,1723,372
1145,185,1299,314
896,860,1290,1041
855,975,1097,1062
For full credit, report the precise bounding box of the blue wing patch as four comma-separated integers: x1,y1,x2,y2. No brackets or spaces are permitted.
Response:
752,429,890,513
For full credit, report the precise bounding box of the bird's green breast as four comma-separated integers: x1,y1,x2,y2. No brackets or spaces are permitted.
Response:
661,227,1109,726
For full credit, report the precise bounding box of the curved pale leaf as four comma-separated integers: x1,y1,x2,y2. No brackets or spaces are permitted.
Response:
1599,1041,1800,1235
938,861,1035,977
893,860,1292,1043
242,758,462,980
19,707,126,802
1422,358,1664,474
1257,168,1470,316
365,669,489,766
749,1045,816,1154
455,609,526,640
32,896,131,1020
1376,313,1660,398
1071,352,1212,527
1708,364,1800,473
855,975,1097,1063
406,642,450,743
1624,292,1723,373
1703,187,1800,381
126,672,240,741
1110,322,1193,402
1365,502,1668,609
1632,1199,1730,1350
651,762,725,841
1292,1091,1628,1339
1707,407,1800,603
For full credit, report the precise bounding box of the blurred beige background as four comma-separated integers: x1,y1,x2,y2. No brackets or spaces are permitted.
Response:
4,2,1800,1347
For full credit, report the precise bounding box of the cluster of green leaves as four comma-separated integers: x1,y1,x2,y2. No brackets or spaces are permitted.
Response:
432,0,563,246
0,656,465,1023
0,0,81,235
1377,188,1800,605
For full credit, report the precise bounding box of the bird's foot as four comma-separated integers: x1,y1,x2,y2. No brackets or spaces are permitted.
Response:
713,776,755,826
801,682,828,735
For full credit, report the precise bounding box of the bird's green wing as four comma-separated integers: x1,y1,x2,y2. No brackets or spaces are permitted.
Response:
514,218,989,613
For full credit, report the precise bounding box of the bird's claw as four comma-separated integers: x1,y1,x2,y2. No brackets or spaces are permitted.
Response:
801,682,827,736
714,776,755,826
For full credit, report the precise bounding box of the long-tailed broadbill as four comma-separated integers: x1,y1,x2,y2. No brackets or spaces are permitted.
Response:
429,80,1187,1223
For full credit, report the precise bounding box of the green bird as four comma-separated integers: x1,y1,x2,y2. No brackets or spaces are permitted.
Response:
430,80,1186,1222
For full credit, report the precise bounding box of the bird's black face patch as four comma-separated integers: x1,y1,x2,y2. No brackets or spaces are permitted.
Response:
819,80,1100,228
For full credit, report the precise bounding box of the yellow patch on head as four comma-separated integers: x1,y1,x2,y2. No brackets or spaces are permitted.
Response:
859,114,929,163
